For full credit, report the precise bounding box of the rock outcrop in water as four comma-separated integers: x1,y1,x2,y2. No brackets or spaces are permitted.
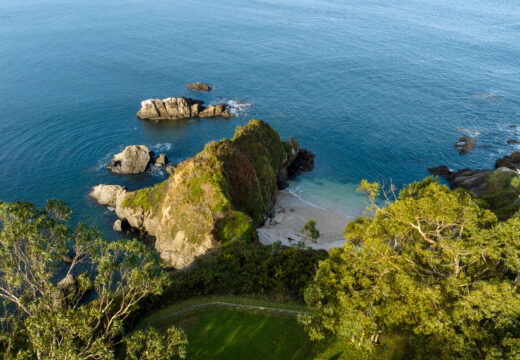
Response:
429,151,520,220
107,145,153,174
428,166,492,196
136,97,232,121
186,82,212,92
153,154,168,168
91,120,314,268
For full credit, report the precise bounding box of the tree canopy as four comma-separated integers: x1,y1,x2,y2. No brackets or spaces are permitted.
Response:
300,177,520,359
0,200,186,360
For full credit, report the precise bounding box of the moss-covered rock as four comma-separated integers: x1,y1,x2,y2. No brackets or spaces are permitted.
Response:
94,120,313,268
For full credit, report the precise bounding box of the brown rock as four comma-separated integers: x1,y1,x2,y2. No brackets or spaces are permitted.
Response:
454,137,477,154
507,139,519,145
186,82,212,91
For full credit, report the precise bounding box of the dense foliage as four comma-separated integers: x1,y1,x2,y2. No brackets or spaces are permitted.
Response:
300,177,520,359
140,240,327,312
482,169,520,220
0,201,186,360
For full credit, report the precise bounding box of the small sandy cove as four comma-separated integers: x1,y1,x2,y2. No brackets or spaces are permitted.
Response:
257,190,352,250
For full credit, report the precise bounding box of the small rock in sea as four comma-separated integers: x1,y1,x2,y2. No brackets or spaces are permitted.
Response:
454,137,477,154
510,125,518,128
153,153,168,168
165,164,175,175
106,145,152,174
186,82,212,92
507,139,519,145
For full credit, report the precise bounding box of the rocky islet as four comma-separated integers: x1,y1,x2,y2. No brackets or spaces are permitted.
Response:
91,120,315,268
136,97,233,121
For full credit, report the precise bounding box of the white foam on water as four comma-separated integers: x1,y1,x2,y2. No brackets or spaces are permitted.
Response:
223,99,253,117
149,143,173,152
457,128,481,138
149,166,167,178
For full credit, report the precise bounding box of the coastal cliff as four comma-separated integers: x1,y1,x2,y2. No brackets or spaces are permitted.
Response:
91,120,314,268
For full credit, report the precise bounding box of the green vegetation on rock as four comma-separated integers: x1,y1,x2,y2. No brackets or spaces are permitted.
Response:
123,180,168,214
121,120,297,255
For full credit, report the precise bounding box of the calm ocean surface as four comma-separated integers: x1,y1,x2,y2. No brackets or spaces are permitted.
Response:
1,0,519,237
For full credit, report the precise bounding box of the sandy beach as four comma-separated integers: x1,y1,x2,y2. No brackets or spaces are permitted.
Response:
257,190,353,250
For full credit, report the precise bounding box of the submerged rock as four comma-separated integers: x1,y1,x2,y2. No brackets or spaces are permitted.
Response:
507,139,519,145
186,82,212,92
136,97,232,121
106,145,153,174
91,120,314,268
454,137,477,154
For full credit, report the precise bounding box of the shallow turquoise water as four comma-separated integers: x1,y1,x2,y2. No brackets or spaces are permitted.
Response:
1,0,519,237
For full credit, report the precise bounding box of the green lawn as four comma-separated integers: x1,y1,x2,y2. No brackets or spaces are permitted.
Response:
138,296,331,360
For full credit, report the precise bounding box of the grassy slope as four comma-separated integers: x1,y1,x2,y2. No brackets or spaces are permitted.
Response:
138,296,328,360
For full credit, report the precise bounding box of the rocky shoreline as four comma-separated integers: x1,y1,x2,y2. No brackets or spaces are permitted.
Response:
429,151,520,220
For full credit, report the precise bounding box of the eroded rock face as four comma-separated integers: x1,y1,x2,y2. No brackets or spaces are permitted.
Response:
106,146,152,174
186,82,212,91
91,120,314,268
136,97,231,121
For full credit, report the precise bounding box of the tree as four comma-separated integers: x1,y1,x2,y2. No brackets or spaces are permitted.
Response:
301,219,320,243
0,200,186,360
299,178,520,359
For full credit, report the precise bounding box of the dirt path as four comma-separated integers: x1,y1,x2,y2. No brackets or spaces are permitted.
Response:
159,301,308,322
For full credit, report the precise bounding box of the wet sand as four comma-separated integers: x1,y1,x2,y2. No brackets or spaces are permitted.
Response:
257,190,353,250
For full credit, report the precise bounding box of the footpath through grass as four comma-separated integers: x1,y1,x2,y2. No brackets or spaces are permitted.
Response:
138,295,332,360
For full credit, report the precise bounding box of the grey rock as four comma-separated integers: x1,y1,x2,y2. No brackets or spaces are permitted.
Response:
137,97,230,121
106,145,152,174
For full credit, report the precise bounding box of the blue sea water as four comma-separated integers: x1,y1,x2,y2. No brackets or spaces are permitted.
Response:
1,0,519,237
